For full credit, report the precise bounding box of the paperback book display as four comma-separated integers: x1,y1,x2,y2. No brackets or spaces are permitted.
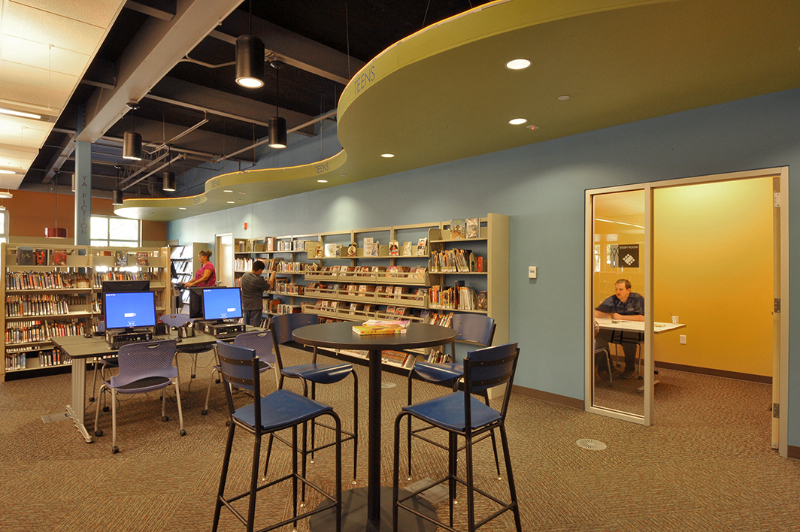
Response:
352,319,411,335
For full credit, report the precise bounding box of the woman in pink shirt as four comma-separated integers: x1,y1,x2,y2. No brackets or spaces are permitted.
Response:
184,249,216,287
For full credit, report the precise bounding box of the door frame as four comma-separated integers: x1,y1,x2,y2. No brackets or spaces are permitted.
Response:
585,167,789,457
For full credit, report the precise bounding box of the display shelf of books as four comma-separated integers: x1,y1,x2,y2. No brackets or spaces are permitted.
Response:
1,243,171,381
255,234,320,319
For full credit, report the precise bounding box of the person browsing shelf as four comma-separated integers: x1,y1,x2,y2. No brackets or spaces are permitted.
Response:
184,249,216,288
594,278,644,379
241,260,275,326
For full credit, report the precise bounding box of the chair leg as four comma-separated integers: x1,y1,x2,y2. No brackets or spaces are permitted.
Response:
351,371,358,484
406,373,414,479
291,425,299,522
174,377,185,436
310,381,316,463
499,424,523,532
191,352,198,379
392,412,405,532
89,360,100,402
449,432,457,528
93,384,107,437
262,374,286,480
246,428,262,532
301,418,308,505
212,422,236,532
482,392,502,479
111,389,119,454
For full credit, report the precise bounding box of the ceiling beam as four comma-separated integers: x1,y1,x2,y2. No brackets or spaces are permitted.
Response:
81,57,118,90
212,11,366,86
124,0,176,21
77,0,242,144
42,132,76,184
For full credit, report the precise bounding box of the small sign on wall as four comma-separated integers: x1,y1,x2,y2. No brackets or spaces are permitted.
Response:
613,244,640,268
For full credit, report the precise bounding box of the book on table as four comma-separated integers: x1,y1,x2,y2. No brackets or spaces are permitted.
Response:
352,319,411,335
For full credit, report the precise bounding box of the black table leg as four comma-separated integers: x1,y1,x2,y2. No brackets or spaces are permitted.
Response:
367,348,381,527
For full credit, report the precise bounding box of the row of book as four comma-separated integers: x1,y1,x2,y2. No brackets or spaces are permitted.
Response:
14,248,70,266
265,238,312,252
5,320,86,344
449,217,481,240
110,251,151,267
5,294,87,318
5,348,69,370
5,272,94,291
174,261,191,274
427,285,487,311
95,272,153,282
429,249,485,273
170,246,195,260
305,264,428,280
274,281,303,295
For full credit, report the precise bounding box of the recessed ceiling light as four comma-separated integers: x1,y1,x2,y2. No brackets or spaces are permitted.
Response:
509,118,527,125
381,153,394,158
227,201,235,204
179,207,187,210
506,59,530,70
223,189,233,192
317,179,328,183
239,191,246,194
558,95,570,101
340,174,346,177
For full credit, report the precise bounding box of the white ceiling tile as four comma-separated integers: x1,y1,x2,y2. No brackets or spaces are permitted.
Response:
0,142,40,159
0,175,25,189
4,1,106,55
0,79,64,113
0,60,78,93
10,0,125,29
1,37,89,76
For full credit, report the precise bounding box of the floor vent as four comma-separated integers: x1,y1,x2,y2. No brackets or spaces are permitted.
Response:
576,438,607,450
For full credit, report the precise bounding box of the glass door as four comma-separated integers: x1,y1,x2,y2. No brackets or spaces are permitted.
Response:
586,186,653,424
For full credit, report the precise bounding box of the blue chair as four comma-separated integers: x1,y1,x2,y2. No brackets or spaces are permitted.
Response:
92,339,185,454
406,314,502,479
161,313,206,380
212,341,342,532
393,343,522,532
202,331,278,415
269,313,358,487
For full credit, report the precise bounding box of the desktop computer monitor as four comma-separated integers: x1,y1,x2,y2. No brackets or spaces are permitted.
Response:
101,280,150,322
185,287,205,319
202,287,243,322
103,291,157,332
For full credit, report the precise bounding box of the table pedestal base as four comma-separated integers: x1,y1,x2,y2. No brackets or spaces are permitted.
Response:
310,486,438,532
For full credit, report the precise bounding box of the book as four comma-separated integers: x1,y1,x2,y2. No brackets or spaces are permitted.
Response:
347,243,358,257
352,320,410,335
416,238,428,256
33,249,48,266
450,219,465,239
389,241,399,256
51,250,68,266
16,248,34,265
266,237,275,251
136,252,149,266
114,251,128,266
363,238,374,257
466,217,479,239
314,246,324,258
324,244,342,258
370,240,380,256
402,242,412,256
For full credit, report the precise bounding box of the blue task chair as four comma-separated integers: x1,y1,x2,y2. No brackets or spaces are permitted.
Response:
202,331,279,415
406,314,503,479
161,314,207,381
393,343,522,532
212,341,342,532
269,313,358,488
92,339,185,454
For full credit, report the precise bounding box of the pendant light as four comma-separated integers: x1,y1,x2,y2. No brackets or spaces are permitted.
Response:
268,61,287,149
112,165,123,206
163,146,176,192
122,102,142,160
235,0,264,88
45,175,67,239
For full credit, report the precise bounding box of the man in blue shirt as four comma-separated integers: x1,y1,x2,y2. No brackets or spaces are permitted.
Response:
594,279,644,379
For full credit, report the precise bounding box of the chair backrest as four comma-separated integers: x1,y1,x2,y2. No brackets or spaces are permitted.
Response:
215,341,261,426
233,331,276,365
463,343,519,425
452,314,496,346
113,340,178,386
161,314,191,329
270,313,318,345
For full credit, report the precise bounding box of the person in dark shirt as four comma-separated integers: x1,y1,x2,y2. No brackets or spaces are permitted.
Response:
594,278,644,379
240,260,275,326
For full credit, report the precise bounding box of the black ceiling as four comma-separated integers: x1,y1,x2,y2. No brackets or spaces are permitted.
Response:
24,0,492,198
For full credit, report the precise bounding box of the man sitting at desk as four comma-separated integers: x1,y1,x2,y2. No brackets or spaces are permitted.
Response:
241,260,276,326
594,278,644,379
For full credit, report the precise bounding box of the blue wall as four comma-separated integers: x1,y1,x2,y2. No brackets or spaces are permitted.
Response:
169,88,800,448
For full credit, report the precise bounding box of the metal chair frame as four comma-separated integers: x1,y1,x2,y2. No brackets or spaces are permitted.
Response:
212,341,342,532
393,343,522,532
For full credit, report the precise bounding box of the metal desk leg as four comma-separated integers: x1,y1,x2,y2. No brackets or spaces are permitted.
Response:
66,357,93,443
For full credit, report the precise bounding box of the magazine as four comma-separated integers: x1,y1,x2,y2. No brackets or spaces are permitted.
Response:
402,242,412,256
416,238,428,256
465,217,479,239
450,219,465,239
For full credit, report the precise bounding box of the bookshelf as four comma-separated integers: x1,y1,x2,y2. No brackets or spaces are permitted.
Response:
170,242,206,307
1,243,172,381
260,234,319,323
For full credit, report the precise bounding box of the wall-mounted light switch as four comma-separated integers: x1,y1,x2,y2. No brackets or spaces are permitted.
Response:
528,266,537,279
680,335,686,345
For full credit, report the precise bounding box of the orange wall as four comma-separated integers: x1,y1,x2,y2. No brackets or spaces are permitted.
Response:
653,178,774,376
2,189,166,244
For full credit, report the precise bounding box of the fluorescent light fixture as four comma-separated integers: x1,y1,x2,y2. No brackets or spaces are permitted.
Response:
227,201,235,204
179,207,187,210
223,189,233,192
0,107,41,120
509,118,527,125
506,59,530,70
0,169,17,175
381,153,394,158
0,191,13,199
317,179,327,183
595,217,645,229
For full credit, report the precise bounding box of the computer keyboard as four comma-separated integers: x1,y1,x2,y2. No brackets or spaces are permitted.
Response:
108,337,146,350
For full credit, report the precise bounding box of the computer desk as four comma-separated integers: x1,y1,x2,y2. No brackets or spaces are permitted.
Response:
53,328,263,443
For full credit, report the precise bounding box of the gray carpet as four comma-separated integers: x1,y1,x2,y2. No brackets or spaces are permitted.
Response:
1,347,799,531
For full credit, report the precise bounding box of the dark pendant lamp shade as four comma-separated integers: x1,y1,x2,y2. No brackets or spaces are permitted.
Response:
122,131,142,160
163,171,176,192
236,35,265,88
112,188,123,205
45,227,67,239
268,117,287,149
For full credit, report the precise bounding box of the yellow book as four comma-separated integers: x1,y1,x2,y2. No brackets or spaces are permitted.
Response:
352,324,406,335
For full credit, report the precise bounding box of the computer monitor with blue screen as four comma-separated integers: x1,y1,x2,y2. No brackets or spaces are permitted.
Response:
202,287,243,323
103,291,157,332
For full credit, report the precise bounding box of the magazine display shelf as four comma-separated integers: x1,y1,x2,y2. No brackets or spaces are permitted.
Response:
1,243,171,381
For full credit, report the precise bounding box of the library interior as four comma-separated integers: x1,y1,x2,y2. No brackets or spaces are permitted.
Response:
1,1,800,531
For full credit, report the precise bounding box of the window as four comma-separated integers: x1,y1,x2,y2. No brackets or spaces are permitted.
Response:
90,215,139,247
0,207,8,244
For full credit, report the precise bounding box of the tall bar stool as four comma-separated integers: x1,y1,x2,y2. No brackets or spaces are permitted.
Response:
212,341,342,532
269,313,358,488
393,343,522,532
406,314,502,480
